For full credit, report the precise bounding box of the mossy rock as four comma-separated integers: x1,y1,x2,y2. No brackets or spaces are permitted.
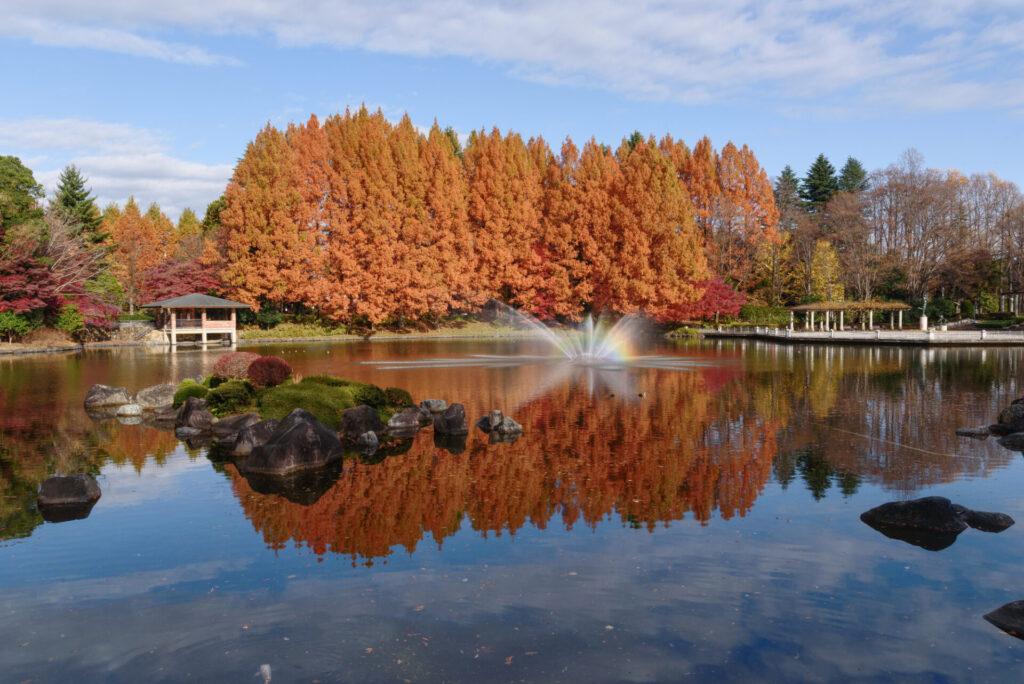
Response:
258,378,360,429
206,379,256,416
385,386,413,407
353,383,388,408
173,381,209,408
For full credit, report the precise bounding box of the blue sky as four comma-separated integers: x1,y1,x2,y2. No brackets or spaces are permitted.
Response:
2,0,1022,219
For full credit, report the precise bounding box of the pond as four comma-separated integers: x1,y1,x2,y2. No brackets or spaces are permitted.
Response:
2,338,1024,682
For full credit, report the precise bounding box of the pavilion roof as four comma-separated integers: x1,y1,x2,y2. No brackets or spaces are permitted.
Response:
141,293,252,309
788,300,911,312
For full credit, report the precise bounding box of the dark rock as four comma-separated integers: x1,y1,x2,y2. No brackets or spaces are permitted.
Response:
861,496,968,550
989,421,1024,436
116,403,143,417
152,405,179,424
434,431,466,455
999,432,1024,451
84,384,130,408
211,413,261,445
175,397,214,430
985,601,1024,640
1013,397,1024,406
420,398,447,413
961,509,1015,532
387,406,430,436
38,474,101,506
476,409,503,433
131,384,178,410
340,405,386,442
956,425,991,439
232,419,280,457
434,403,468,435
495,416,522,435
999,404,1024,424
241,409,342,475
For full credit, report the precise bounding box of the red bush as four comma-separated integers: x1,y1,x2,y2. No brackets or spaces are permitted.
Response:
211,351,260,380
246,355,293,389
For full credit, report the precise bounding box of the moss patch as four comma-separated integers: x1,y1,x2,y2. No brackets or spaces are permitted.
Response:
173,380,209,408
206,379,257,416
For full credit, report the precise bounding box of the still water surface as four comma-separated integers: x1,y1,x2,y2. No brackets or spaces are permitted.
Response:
2,338,1024,682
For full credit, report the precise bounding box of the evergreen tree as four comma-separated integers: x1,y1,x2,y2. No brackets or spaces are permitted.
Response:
625,130,644,152
800,154,838,210
838,157,869,192
54,165,104,243
774,165,801,213
202,196,227,232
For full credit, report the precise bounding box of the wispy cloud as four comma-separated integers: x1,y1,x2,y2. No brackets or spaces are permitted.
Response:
2,117,233,218
1,16,241,66
4,1,1022,113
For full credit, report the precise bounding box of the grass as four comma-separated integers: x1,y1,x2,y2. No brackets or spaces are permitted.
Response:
257,376,397,428
238,317,539,341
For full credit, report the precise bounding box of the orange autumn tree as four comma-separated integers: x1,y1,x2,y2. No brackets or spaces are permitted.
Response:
107,197,171,313
212,123,308,308
463,127,544,309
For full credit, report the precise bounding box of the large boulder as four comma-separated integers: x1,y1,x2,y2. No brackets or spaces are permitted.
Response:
998,403,1024,425
861,496,1014,550
387,406,431,436
131,384,178,411
232,419,280,457
419,399,447,414
211,413,261,445
38,474,101,506
340,405,386,442
434,403,468,435
985,601,1024,640
84,384,129,408
241,409,341,475
38,474,102,523
175,397,214,431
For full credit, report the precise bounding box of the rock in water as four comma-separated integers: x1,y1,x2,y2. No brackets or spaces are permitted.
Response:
84,384,129,408
960,509,1015,532
434,403,469,435
356,431,379,453
242,409,341,475
419,399,447,414
175,397,214,430
955,426,990,439
496,416,522,435
985,601,1024,640
38,474,102,523
340,405,386,442
38,474,101,506
232,419,280,457
998,404,1024,425
116,403,143,417
387,406,431,436
861,496,968,534
211,413,261,445
131,384,178,411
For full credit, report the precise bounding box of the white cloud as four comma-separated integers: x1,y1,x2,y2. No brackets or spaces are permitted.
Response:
2,117,233,219
3,1,1023,112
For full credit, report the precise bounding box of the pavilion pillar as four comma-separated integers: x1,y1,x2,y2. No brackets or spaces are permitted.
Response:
861,312,866,330
839,310,844,330
869,310,873,330
899,310,903,330
789,311,794,331
170,309,177,347
889,311,894,330
200,309,208,346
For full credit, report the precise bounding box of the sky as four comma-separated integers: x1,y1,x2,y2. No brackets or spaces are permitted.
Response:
2,0,1022,220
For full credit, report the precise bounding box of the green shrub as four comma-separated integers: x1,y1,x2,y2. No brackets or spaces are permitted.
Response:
54,304,84,333
353,383,388,408
0,311,32,342
739,304,790,327
256,304,284,329
961,300,975,318
385,386,413,407
173,381,209,408
206,379,256,416
258,379,360,428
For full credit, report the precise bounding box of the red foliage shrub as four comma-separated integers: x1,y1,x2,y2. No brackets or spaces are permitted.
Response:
246,355,292,389
211,351,260,380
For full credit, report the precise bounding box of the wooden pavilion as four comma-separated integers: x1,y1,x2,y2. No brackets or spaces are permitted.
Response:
787,301,913,332
141,293,251,347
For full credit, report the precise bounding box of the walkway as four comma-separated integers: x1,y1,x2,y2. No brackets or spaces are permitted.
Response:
699,327,1024,346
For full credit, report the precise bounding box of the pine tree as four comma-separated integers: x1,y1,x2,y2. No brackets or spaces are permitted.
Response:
54,165,104,243
838,157,869,193
801,154,839,210
774,166,801,213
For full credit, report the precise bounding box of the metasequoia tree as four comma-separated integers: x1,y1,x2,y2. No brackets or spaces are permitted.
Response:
108,198,164,313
